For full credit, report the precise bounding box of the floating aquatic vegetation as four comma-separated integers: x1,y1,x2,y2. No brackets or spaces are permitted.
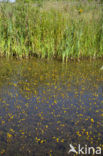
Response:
0,58,103,155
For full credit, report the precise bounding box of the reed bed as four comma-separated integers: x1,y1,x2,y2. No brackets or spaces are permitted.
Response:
0,1,103,61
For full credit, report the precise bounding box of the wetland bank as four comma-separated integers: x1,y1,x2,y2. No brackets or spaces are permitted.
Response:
0,0,103,60
0,0,103,155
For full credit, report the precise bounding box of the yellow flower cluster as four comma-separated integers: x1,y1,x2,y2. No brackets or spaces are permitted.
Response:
79,9,83,13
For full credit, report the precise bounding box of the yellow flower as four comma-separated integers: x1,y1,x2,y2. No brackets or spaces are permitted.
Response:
40,140,44,144
7,133,12,139
56,138,59,142
21,132,24,135
61,139,64,143
1,120,5,124
7,133,13,142
64,111,66,113
79,9,83,13
86,131,89,135
35,137,41,143
76,131,81,136
45,125,48,128
10,129,15,133
91,118,94,123
9,115,14,120
13,83,17,87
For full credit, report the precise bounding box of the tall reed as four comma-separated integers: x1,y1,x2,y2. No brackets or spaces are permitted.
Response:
0,1,103,61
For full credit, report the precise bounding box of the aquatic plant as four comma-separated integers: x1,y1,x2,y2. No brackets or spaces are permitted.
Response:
0,58,103,155
0,1,103,61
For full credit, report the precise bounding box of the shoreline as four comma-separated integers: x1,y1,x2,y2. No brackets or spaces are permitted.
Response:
0,1,103,61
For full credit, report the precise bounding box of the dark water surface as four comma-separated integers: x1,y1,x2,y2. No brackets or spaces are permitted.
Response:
0,58,103,156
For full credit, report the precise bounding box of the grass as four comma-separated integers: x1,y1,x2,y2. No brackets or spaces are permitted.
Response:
0,0,103,61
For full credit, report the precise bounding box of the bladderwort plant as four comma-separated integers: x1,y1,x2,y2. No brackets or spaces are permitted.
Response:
0,1,103,61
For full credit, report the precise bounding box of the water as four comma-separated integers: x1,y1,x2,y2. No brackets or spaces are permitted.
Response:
0,58,103,156
0,0,16,3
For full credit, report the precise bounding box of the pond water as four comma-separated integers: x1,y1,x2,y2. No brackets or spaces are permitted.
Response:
0,58,103,156
0,0,16,3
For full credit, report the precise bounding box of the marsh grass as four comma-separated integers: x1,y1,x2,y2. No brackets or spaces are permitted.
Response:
0,1,103,61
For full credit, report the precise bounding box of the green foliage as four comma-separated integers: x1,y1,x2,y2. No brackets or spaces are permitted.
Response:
0,1,103,61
